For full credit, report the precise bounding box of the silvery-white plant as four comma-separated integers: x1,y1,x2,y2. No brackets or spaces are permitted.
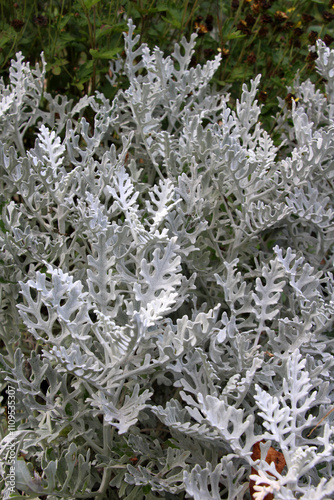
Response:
0,20,334,500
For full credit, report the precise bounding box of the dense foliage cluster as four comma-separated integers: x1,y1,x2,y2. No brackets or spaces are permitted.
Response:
0,18,334,500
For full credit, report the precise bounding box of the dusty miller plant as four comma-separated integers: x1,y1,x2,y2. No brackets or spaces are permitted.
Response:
0,20,334,500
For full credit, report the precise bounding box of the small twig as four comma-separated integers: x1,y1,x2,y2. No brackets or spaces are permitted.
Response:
307,407,334,437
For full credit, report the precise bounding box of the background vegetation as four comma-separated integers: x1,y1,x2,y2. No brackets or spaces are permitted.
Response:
1,0,334,132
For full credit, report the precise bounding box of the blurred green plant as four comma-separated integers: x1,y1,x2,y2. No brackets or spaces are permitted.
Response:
0,0,334,129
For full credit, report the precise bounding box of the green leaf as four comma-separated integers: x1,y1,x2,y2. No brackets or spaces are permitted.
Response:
150,5,169,13
83,0,102,8
58,13,72,29
76,59,94,79
59,426,71,437
161,15,181,28
227,66,252,82
96,22,128,39
270,75,289,89
226,30,246,40
0,31,13,49
142,484,152,494
211,78,227,86
165,439,179,449
0,218,7,233
51,66,62,75
72,82,85,91
89,48,123,59
161,7,183,29
56,32,76,44
0,277,17,284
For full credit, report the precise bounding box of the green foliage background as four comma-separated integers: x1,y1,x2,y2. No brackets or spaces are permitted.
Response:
1,0,334,132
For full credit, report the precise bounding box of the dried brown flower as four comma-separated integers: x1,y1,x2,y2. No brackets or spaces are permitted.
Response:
260,14,272,25
231,0,239,10
194,14,214,35
282,21,295,31
194,22,209,35
10,19,24,31
33,15,48,27
262,0,272,10
249,441,286,500
204,48,215,59
246,52,256,64
322,10,334,21
274,11,288,22
308,31,318,44
205,14,214,31
285,93,298,109
258,26,268,37
290,38,301,48
258,91,268,103
301,14,314,23
324,34,334,46
306,50,318,62
293,27,303,37
251,2,261,14
237,20,251,35
220,47,230,59
250,0,272,13
245,14,256,26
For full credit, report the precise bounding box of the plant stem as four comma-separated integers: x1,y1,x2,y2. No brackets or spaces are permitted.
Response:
50,0,66,61
180,0,189,34
79,0,97,94
184,0,199,29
